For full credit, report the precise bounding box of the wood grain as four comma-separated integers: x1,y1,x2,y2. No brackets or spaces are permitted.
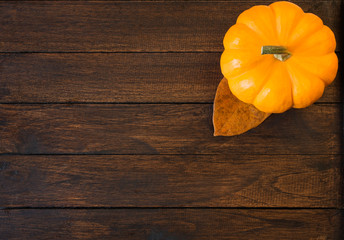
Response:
0,209,342,240
0,53,340,103
0,155,340,208
0,104,341,154
0,1,340,52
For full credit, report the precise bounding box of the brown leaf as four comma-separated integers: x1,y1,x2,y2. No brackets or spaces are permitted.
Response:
213,78,271,136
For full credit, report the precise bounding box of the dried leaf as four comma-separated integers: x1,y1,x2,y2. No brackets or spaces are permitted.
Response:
213,78,271,136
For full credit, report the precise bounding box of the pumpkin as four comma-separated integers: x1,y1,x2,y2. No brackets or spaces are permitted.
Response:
220,1,338,113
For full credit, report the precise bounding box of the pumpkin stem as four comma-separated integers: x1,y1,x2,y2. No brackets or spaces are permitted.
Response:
261,45,291,61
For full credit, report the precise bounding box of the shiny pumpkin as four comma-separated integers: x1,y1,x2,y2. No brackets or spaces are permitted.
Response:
220,1,338,113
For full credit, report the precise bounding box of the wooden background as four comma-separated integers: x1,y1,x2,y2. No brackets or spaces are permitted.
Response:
0,0,343,239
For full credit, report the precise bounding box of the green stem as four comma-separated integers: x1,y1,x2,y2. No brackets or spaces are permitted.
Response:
261,45,291,61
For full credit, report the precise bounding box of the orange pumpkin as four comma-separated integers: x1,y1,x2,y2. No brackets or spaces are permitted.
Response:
220,1,338,113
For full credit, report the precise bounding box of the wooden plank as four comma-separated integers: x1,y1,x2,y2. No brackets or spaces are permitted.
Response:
0,155,340,208
0,53,340,103
0,53,221,103
0,209,342,239
0,104,341,154
0,1,340,52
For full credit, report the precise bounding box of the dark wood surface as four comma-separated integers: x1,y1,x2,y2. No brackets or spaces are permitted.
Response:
0,209,342,240
0,1,341,52
0,155,341,207
0,0,343,239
